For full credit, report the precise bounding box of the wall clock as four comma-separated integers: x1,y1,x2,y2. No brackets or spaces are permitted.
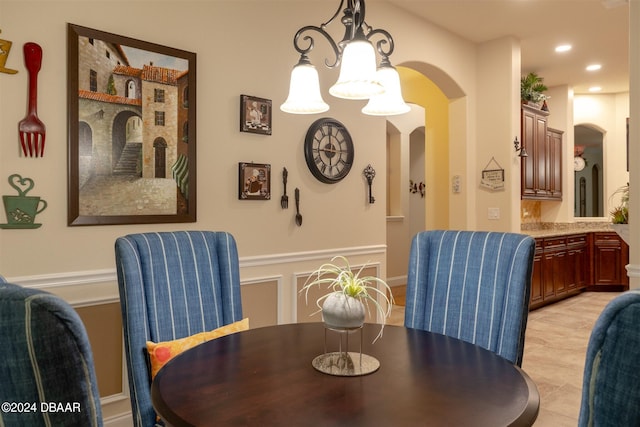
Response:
304,117,354,184
574,156,586,172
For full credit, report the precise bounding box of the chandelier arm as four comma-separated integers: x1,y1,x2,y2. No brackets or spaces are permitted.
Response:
352,0,365,32
321,0,347,28
366,28,395,59
293,25,342,69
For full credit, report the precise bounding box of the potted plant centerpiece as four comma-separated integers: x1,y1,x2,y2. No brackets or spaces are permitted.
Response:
610,183,629,244
521,72,549,108
300,256,394,343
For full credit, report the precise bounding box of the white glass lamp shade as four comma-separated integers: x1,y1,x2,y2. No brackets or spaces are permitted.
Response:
280,63,329,114
362,65,410,116
329,39,383,100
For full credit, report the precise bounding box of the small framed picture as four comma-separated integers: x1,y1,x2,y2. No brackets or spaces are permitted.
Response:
240,95,272,135
239,162,271,200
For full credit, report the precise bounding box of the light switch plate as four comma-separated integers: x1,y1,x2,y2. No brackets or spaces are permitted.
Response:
488,207,500,220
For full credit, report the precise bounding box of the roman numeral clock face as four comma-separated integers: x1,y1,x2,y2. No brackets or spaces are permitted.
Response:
304,118,354,184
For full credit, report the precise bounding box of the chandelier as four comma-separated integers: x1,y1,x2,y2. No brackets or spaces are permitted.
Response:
280,0,410,116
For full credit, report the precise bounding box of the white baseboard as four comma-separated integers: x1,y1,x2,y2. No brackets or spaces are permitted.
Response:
104,412,132,427
387,275,407,287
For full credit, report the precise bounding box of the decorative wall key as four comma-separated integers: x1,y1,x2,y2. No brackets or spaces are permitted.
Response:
363,164,376,204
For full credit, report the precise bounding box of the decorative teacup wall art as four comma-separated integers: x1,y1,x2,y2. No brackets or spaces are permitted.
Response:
1,174,47,229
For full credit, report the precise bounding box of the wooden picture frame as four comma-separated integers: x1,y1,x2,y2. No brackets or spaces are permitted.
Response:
240,95,272,135
67,24,196,225
239,162,271,200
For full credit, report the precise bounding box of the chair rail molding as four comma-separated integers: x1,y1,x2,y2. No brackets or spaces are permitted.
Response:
4,244,388,305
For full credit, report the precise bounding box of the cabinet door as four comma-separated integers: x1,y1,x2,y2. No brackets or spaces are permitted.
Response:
521,106,550,199
547,128,563,199
542,251,556,298
593,232,622,285
521,109,537,197
530,240,544,307
535,115,548,195
565,247,577,290
552,250,567,295
576,245,589,288
566,234,588,290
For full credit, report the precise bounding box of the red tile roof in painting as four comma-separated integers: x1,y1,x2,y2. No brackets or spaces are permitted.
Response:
78,90,142,106
141,64,182,86
113,65,142,78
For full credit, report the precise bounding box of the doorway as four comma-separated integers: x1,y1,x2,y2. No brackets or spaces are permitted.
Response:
574,125,604,217
154,138,167,178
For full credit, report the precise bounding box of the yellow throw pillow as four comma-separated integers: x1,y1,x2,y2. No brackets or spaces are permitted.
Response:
146,318,249,379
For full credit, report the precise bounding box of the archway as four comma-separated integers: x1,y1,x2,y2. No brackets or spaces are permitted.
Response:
574,124,604,217
384,64,467,289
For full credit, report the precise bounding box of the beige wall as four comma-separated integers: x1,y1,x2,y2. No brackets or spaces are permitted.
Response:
0,0,542,424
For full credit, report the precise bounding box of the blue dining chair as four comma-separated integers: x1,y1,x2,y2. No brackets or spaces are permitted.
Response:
404,230,536,366
579,290,640,427
0,282,103,426
115,231,243,427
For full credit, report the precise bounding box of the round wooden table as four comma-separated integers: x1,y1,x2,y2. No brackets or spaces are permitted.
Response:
151,323,539,426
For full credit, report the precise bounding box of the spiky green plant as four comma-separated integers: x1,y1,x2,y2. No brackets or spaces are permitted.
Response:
610,183,629,224
300,256,394,342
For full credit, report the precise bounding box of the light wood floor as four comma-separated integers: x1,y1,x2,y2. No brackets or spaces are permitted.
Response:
388,287,620,426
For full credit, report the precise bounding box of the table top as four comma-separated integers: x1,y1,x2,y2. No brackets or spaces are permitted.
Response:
152,323,539,427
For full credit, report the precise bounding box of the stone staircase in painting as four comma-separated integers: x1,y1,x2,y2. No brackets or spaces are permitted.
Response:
113,142,142,176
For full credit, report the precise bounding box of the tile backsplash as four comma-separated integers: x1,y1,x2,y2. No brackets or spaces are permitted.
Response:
521,200,541,224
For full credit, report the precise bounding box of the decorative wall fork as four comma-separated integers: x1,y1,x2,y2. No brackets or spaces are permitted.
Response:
18,42,46,157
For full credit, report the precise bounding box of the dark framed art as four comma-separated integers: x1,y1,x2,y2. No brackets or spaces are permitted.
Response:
240,95,272,135
67,23,196,225
239,162,271,200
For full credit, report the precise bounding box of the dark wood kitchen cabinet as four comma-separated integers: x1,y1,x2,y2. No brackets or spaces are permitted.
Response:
529,232,625,310
520,105,562,201
546,128,563,200
541,236,567,299
591,232,629,290
530,240,544,307
566,234,589,291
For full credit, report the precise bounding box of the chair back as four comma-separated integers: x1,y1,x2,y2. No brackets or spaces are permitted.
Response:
0,282,103,426
404,230,535,366
579,290,640,427
115,231,243,427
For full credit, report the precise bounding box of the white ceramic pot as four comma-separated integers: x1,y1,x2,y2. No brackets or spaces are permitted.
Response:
321,292,366,329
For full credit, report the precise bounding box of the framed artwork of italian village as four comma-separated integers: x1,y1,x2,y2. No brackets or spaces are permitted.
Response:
67,24,196,225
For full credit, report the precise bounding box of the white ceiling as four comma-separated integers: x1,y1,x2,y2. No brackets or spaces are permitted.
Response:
386,0,629,94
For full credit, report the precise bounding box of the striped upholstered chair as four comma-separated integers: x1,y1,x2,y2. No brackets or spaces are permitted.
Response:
115,231,243,427
0,282,103,426
579,290,640,426
404,230,536,366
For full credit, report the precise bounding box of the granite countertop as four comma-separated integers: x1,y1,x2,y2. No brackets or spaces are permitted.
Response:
521,222,614,238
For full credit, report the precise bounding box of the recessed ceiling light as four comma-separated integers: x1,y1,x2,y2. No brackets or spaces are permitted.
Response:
586,64,602,71
589,86,602,92
555,44,572,53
